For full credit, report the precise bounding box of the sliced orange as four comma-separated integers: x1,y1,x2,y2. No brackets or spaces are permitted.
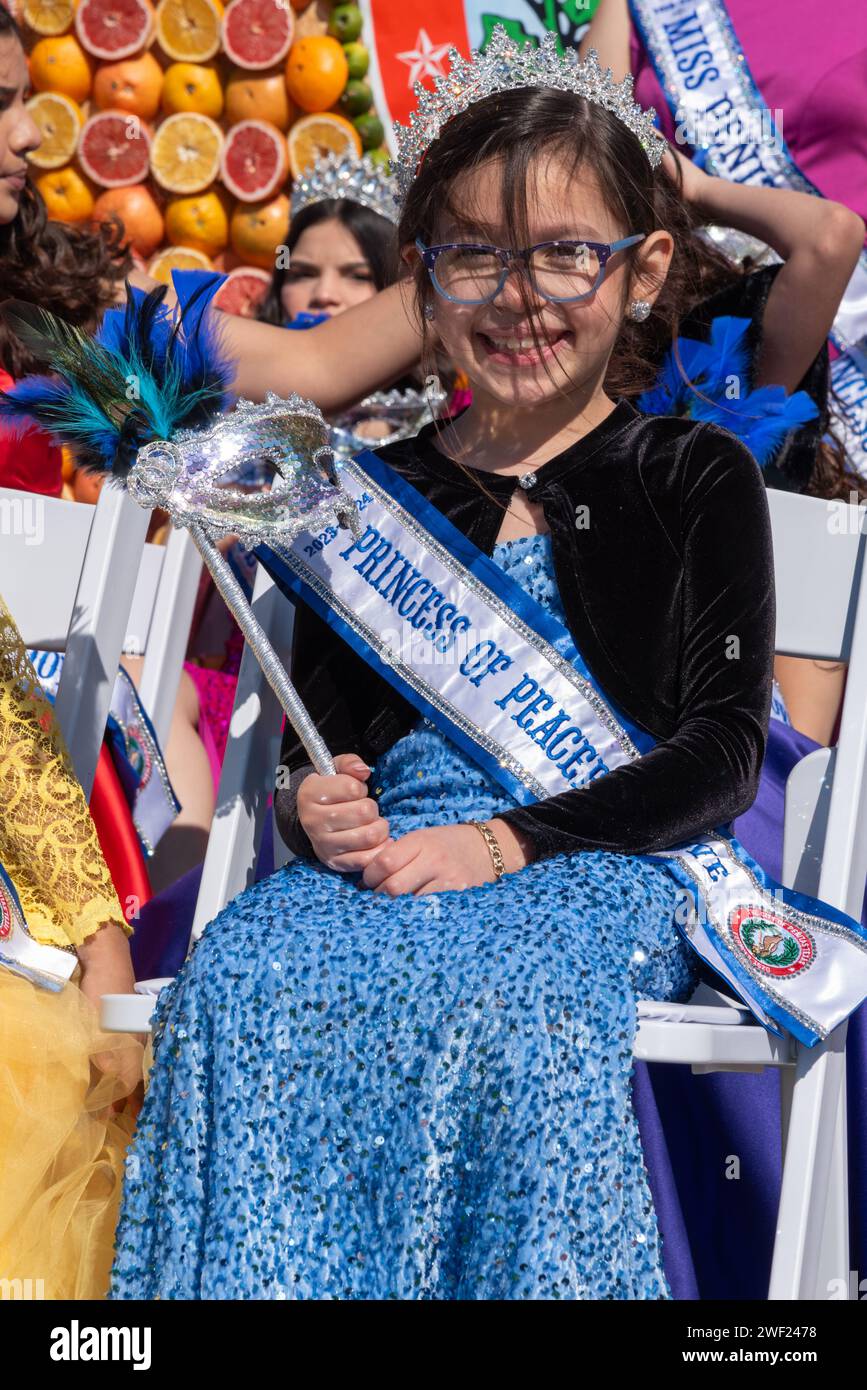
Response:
21,0,74,34
154,0,223,61
147,244,214,283
25,91,82,170
286,111,361,180
149,110,223,193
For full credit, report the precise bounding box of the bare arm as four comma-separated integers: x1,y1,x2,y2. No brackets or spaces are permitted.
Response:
578,0,631,77
128,270,422,411
666,147,866,391
220,278,422,408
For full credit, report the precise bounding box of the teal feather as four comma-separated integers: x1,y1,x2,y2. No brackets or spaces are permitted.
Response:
0,270,235,476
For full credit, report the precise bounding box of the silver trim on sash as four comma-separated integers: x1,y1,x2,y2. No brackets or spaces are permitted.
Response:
343,459,641,761
272,456,867,1045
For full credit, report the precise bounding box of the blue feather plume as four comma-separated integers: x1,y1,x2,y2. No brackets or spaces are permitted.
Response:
637,313,818,466
0,269,235,477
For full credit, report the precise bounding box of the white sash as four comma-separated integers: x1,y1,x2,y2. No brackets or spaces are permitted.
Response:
260,450,867,1049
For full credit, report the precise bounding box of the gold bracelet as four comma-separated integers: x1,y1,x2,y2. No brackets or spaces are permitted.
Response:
470,819,506,879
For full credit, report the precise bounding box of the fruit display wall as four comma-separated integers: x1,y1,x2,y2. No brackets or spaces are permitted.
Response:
17,0,387,314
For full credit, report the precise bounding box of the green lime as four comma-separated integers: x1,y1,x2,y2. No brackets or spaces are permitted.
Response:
328,3,363,43
353,111,384,151
343,40,369,80
366,146,391,170
340,78,372,117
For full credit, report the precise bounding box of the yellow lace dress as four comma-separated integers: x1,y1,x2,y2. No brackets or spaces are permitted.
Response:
0,595,144,1300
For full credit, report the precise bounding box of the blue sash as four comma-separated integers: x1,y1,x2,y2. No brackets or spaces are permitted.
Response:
27,651,179,858
258,450,867,1049
628,0,867,477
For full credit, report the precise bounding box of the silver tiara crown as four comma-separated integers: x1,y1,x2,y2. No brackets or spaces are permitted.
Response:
290,151,399,225
393,25,667,205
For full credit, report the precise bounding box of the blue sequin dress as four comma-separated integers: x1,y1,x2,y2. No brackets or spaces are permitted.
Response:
110,533,699,1301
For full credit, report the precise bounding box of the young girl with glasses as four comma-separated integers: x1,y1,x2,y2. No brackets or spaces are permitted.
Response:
108,36,864,1301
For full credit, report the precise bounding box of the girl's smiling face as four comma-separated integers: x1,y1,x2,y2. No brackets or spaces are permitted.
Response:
414,150,667,410
280,216,378,321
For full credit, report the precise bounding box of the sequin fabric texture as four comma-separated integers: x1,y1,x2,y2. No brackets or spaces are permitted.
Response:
110,532,699,1301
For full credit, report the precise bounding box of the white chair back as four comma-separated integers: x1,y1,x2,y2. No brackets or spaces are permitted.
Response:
0,485,201,791
191,564,294,942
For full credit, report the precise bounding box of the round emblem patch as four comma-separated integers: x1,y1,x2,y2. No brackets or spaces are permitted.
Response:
125,724,153,788
0,886,13,941
729,906,814,977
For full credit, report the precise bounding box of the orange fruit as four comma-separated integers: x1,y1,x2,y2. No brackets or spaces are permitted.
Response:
154,0,223,61
229,191,288,269
92,51,164,119
164,188,228,256
29,35,93,103
35,164,95,222
149,110,223,193
161,62,224,118
25,92,82,170
224,65,290,130
284,35,348,113
92,183,164,256
147,244,213,281
286,110,360,179
21,0,74,35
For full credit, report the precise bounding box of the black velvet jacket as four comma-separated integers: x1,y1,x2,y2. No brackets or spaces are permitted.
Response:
268,397,775,863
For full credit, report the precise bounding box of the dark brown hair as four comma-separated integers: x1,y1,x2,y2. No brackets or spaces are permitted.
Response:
397,86,864,499
0,4,133,378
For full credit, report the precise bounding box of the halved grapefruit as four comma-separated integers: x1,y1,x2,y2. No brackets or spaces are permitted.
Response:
74,0,154,61
213,265,270,316
220,119,287,202
78,109,152,187
222,0,293,71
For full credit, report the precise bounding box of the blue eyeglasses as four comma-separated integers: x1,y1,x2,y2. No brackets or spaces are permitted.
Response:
415,234,645,306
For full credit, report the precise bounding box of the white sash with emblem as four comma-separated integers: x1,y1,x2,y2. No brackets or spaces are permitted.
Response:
258,450,867,1048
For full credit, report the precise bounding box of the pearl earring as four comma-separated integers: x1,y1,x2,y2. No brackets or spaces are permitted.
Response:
629,299,651,322
423,303,435,321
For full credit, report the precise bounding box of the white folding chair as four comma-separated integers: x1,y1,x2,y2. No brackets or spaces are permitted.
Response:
0,487,202,786
122,523,202,749
103,491,867,1301
634,491,867,1300
0,485,149,794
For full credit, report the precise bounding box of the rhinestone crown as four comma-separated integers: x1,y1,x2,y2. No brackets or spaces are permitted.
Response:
291,150,399,226
393,25,667,207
